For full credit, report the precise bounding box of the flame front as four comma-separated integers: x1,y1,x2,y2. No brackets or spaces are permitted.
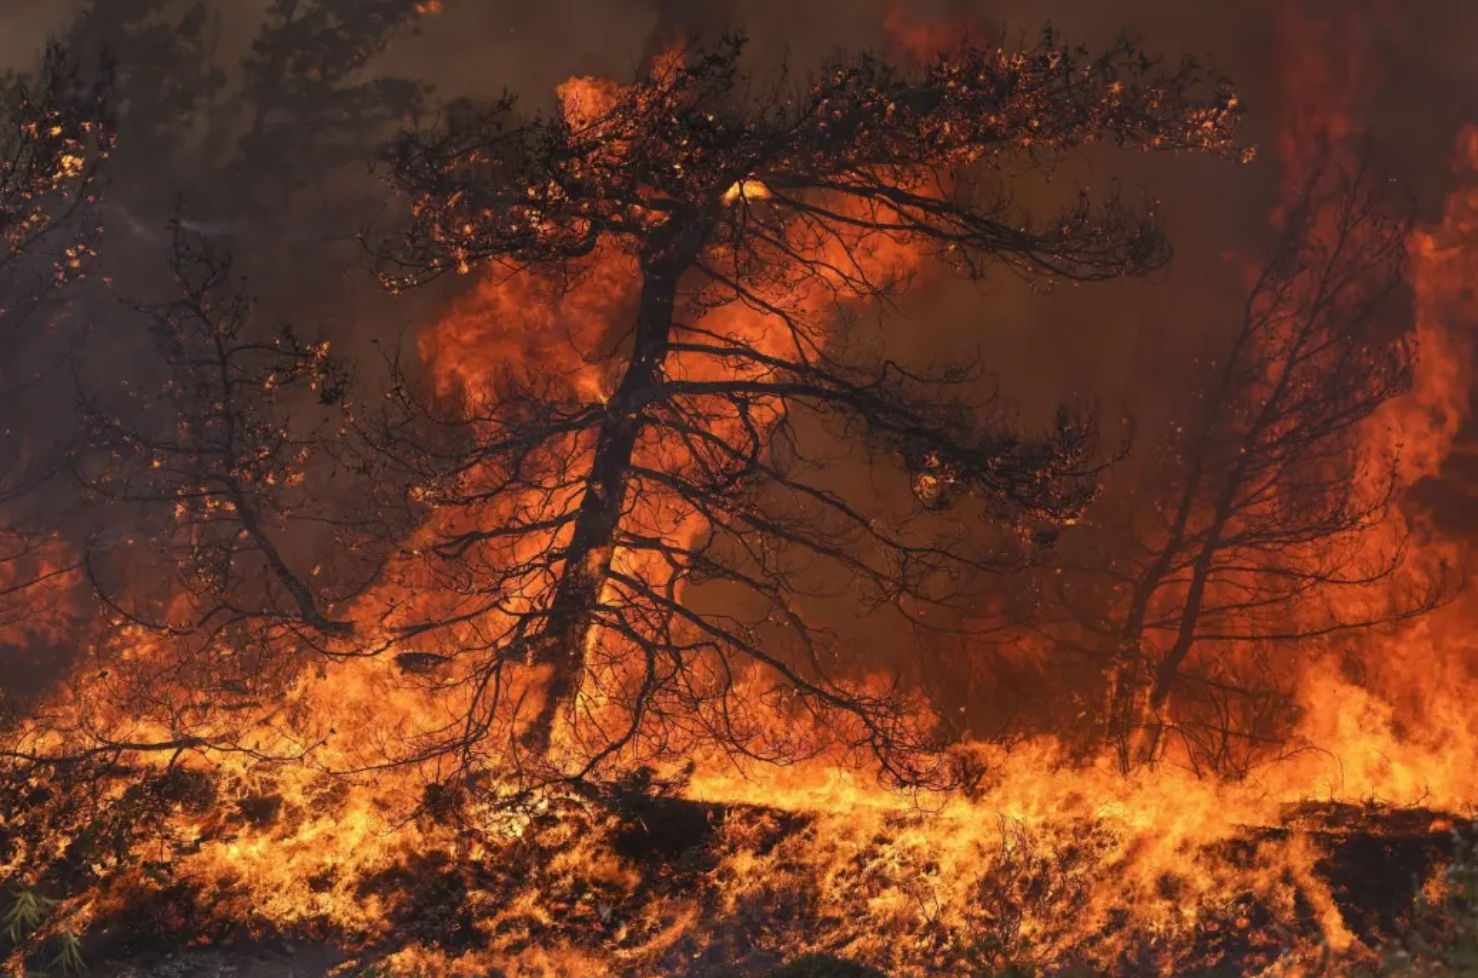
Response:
4,10,1478,978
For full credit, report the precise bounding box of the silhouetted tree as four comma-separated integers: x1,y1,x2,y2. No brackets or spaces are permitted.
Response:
0,42,110,715
367,35,1244,787
56,0,426,295
73,225,383,715
0,41,111,359
1052,158,1447,773
236,0,430,190
4,0,428,763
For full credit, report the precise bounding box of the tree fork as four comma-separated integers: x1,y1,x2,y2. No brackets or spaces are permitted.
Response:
522,219,702,755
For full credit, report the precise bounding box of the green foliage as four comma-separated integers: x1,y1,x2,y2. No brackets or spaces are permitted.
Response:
3,888,54,943
2,887,86,977
48,929,86,976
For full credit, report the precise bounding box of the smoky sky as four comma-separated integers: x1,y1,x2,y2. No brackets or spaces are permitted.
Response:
2,0,1468,386
1,0,1475,625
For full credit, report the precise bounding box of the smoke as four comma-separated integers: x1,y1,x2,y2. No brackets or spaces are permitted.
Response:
1,0,1475,737
4,0,1470,392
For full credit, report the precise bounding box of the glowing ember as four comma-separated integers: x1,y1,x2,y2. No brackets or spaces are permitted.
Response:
722,179,772,204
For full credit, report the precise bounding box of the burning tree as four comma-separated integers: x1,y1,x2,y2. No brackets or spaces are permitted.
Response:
0,43,110,717
365,35,1245,788
1065,158,1447,772
1,3,424,762
0,43,110,333
67,224,390,748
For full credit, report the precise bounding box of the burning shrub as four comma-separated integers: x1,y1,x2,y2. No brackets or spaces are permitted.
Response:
1369,824,1478,976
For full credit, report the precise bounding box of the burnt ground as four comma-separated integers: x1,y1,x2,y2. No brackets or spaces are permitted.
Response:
44,796,1475,978
93,943,342,978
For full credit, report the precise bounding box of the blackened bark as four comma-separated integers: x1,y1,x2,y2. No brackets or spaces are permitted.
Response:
522,220,701,754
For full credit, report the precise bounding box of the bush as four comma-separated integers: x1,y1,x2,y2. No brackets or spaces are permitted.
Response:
1368,822,1478,976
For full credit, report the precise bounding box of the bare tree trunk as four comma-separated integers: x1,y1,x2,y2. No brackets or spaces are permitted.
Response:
1132,310,1308,765
521,230,694,755
1110,471,1202,770
1134,487,1237,764
1111,306,1259,768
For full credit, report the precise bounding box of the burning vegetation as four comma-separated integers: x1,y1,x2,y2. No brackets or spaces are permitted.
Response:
1,2,1477,976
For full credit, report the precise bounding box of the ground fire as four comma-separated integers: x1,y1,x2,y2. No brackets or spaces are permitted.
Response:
1,1,1476,976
